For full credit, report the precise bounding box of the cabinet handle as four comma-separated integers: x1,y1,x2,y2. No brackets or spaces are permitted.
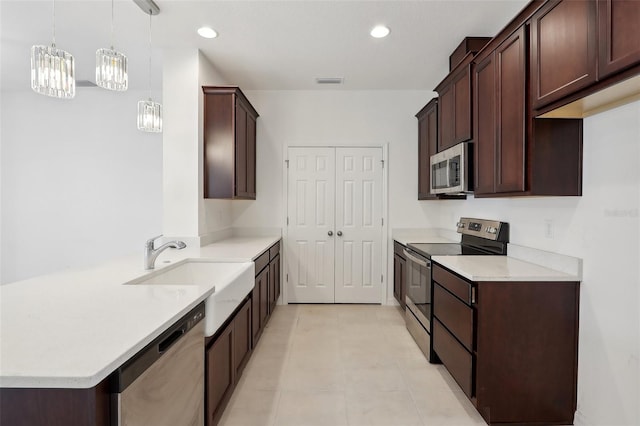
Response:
337,231,343,236
328,231,333,236
471,287,476,305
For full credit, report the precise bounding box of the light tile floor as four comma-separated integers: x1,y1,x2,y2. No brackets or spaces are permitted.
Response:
218,304,486,426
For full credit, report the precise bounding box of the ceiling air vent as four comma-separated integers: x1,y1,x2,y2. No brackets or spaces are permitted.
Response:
315,77,344,85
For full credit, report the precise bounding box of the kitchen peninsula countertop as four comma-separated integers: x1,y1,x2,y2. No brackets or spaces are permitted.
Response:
0,235,280,389
432,255,580,282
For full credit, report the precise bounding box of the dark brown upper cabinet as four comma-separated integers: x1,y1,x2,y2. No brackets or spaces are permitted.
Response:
435,54,474,151
474,27,527,195
598,0,640,79
203,86,259,199
416,99,438,200
474,23,583,198
530,0,598,109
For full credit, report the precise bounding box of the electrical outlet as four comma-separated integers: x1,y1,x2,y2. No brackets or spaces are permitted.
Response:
544,219,554,239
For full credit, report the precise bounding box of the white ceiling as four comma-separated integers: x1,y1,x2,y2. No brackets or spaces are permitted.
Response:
1,0,529,91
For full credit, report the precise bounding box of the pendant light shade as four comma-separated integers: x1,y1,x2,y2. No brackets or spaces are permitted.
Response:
137,99,162,132
31,0,75,99
96,48,128,91
137,9,162,132
96,0,128,91
31,44,75,99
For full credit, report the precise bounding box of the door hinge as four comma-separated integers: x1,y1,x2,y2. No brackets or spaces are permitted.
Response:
381,159,385,169
381,218,384,226
287,217,289,225
381,274,384,283
285,159,289,168
286,273,289,282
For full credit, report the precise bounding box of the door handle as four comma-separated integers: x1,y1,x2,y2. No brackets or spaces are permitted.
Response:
328,231,333,236
337,231,343,236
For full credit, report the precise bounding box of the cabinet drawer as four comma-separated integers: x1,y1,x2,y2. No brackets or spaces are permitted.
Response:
269,241,281,260
254,251,270,275
433,264,473,304
433,318,473,398
433,283,474,351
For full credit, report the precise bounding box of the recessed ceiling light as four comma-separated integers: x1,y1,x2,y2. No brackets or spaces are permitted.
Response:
197,27,218,39
370,25,390,38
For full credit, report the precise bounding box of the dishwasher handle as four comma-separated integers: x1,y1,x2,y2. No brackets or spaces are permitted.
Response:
158,326,186,354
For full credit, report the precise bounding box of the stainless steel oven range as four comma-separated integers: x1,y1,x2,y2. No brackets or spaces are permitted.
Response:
404,217,509,362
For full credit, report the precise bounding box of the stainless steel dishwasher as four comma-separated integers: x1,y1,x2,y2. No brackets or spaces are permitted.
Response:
110,303,205,426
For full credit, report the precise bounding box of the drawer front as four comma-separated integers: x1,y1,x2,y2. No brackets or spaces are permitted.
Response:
433,283,474,351
254,251,270,275
433,264,473,304
394,241,406,257
433,318,474,398
269,241,281,260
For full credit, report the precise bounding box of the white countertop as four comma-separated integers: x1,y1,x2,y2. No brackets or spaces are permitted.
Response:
432,255,581,282
0,236,279,389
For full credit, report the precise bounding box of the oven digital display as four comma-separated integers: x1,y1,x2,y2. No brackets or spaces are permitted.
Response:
468,222,482,231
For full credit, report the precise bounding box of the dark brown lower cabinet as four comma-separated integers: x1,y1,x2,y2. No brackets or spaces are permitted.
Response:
0,381,111,426
206,240,281,426
269,253,281,313
206,321,234,426
206,297,253,426
432,263,580,425
393,242,407,309
252,265,269,345
253,241,281,346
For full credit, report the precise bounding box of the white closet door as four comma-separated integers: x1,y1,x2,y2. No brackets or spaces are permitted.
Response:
334,147,383,303
286,147,336,303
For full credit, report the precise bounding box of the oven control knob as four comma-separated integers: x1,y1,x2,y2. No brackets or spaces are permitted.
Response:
486,226,497,234
456,222,465,228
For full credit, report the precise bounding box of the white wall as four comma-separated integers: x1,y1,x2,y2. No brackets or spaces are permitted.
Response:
161,49,231,241
1,88,163,284
433,101,640,426
162,49,232,241
234,90,438,230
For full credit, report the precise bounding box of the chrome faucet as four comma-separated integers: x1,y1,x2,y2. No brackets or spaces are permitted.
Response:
144,235,186,270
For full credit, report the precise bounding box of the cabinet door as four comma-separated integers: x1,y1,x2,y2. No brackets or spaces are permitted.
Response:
531,0,598,109
598,0,640,79
438,84,454,151
233,299,252,379
253,267,269,344
495,26,527,193
393,253,406,309
473,53,497,195
234,101,249,197
246,114,257,197
206,324,234,426
251,280,261,344
269,253,280,314
417,99,438,200
452,65,473,145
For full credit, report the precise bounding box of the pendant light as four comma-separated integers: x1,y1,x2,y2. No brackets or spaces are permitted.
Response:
137,10,162,133
31,0,75,99
96,0,128,91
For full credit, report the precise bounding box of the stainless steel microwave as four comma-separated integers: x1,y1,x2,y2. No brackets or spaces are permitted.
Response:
430,142,473,194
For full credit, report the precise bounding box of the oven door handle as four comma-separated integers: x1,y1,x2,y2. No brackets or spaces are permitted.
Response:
403,249,431,268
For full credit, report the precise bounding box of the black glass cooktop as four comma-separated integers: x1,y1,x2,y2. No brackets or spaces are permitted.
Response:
407,243,491,259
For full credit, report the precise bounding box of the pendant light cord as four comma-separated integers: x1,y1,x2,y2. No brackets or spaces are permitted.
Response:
110,0,114,49
52,0,56,46
148,10,152,99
